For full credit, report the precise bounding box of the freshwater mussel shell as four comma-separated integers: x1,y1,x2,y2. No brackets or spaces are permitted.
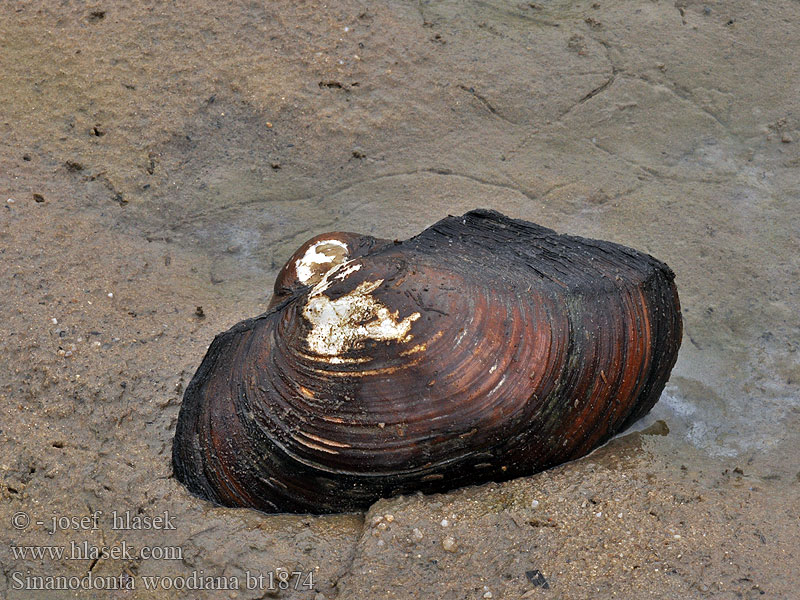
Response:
172,209,682,513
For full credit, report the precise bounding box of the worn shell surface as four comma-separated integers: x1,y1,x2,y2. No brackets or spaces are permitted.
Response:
172,209,682,513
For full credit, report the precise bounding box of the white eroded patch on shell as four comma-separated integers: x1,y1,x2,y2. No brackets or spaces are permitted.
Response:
295,239,349,285
303,277,421,361
309,260,363,297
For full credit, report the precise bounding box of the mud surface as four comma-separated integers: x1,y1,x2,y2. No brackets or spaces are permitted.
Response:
1,1,798,598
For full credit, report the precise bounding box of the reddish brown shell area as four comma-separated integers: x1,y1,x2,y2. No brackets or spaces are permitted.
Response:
172,209,682,513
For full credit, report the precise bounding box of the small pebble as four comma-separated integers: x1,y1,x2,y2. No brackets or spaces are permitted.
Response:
440,518,449,527
51,318,58,324
531,499,539,509
412,528,424,541
781,132,793,143
384,514,394,523
7,198,15,204
441,536,458,553
107,292,114,298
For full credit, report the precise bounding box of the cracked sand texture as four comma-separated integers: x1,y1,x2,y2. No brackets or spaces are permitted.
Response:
1,0,798,598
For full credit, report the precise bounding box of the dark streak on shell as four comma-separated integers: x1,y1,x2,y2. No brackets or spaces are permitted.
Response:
172,209,682,513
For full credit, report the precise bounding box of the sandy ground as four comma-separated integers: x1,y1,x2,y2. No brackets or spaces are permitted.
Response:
1,0,799,598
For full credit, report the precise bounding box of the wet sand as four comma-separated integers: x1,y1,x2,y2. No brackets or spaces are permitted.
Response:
1,1,798,598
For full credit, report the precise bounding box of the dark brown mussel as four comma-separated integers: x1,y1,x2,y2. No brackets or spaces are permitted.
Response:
172,209,682,513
